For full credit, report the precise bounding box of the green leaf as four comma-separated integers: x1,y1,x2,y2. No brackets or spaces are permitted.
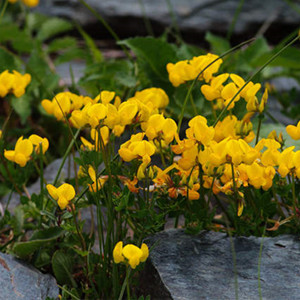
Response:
47,37,77,53
119,37,178,80
255,46,300,69
26,12,49,32
241,37,270,66
11,94,32,124
52,250,77,287
37,18,73,42
11,33,34,54
0,48,19,72
0,23,21,43
11,206,24,236
54,48,86,65
205,32,231,55
13,227,65,258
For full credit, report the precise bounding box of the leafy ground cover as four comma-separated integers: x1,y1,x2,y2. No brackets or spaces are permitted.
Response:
0,0,300,299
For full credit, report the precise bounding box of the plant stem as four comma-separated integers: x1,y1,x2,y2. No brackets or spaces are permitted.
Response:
0,0,8,24
227,0,245,40
118,267,131,300
138,0,154,36
0,153,22,196
255,113,263,145
53,129,80,185
77,0,132,60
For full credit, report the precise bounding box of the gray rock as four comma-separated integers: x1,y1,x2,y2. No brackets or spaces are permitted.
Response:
35,0,300,37
141,229,300,300
0,252,59,300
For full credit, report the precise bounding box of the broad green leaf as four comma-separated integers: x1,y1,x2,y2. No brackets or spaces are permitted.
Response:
11,95,32,124
13,227,65,258
26,12,49,32
240,37,270,65
0,48,19,72
119,37,178,80
255,47,300,69
54,48,86,65
37,18,73,42
52,250,77,287
47,37,77,53
11,33,34,54
0,23,21,42
205,32,231,55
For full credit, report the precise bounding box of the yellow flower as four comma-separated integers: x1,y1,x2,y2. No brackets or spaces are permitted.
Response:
113,242,149,269
29,134,49,154
140,243,149,262
21,0,39,7
134,88,169,110
187,116,215,145
201,73,229,101
94,91,115,104
143,114,177,145
119,133,156,162
4,136,33,167
46,183,75,210
87,166,108,192
86,103,108,128
286,120,300,140
221,82,240,109
113,241,125,264
0,70,31,98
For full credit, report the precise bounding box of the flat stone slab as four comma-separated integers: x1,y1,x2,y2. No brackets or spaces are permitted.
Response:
142,229,300,300
36,0,300,38
0,252,59,300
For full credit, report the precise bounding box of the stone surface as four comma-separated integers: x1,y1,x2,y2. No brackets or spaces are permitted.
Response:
35,0,300,39
0,252,59,300
141,229,300,300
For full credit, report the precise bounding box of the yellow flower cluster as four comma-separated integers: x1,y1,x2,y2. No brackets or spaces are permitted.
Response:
8,0,39,8
0,70,31,98
167,56,268,113
113,241,149,269
167,53,222,86
42,88,169,158
46,183,75,210
4,134,49,167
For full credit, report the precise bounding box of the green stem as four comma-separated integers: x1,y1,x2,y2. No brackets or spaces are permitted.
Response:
214,33,300,127
230,162,238,208
177,37,256,132
77,0,132,60
53,128,80,185
118,267,131,300
226,0,245,40
165,0,182,44
292,172,297,211
126,266,131,300
138,0,154,36
0,0,8,24
255,114,263,145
